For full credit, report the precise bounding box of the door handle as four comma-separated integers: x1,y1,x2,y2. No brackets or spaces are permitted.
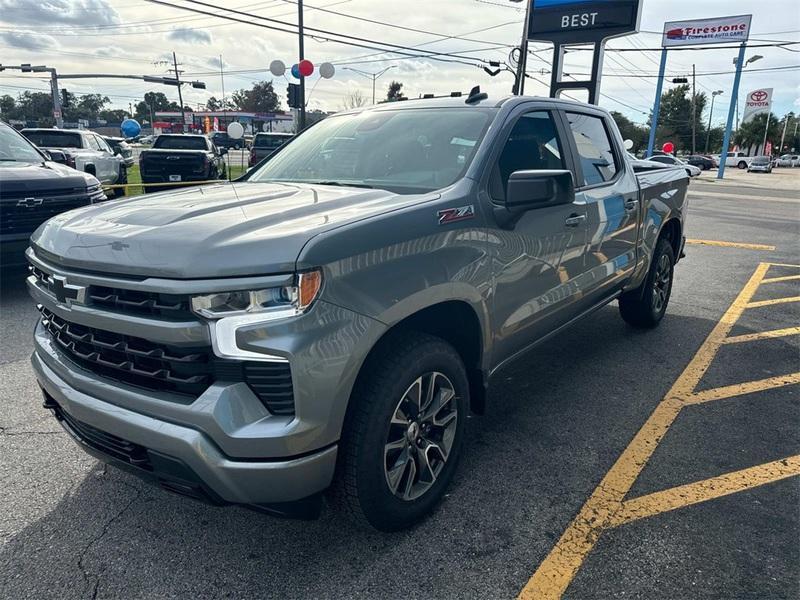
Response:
624,198,638,212
564,214,586,227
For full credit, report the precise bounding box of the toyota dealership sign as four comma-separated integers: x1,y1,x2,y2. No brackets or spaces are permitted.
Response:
742,88,774,123
662,15,752,47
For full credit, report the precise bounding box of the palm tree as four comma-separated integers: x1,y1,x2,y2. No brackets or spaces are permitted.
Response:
735,113,779,154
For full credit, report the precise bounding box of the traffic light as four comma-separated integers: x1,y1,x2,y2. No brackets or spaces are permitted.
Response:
287,83,301,109
672,77,688,84
61,89,70,108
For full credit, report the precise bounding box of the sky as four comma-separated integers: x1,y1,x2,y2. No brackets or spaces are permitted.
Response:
0,0,798,125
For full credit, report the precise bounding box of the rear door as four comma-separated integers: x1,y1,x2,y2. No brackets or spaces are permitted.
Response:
484,106,590,365
561,109,640,301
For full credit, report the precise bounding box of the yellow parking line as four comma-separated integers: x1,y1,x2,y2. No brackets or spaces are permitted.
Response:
684,372,800,405
517,263,771,600
685,239,776,251
761,275,800,284
746,296,800,308
724,327,800,344
611,456,800,526
765,263,800,269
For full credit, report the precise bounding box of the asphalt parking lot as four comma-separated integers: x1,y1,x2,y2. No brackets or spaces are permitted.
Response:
1,169,798,599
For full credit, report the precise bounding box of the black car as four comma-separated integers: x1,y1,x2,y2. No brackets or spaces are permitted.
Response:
210,131,245,150
138,134,227,193
0,122,106,266
686,155,715,170
102,136,135,169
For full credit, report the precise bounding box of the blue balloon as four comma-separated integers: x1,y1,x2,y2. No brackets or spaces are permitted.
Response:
291,63,301,78
120,118,141,138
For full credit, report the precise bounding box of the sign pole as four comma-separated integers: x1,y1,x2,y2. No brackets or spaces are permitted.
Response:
718,42,747,180
761,110,771,155
514,0,531,95
646,48,667,158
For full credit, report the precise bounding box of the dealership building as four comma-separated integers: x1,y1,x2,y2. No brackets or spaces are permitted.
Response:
153,110,294,134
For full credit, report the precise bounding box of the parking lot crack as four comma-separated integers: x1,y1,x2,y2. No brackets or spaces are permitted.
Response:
76,480,142,599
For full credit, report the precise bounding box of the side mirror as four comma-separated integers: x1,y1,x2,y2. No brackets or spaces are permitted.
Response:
45,149,67,164
219,147,228,155
495,170,575,229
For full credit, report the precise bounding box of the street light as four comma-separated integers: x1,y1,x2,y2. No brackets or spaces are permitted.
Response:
705,90,724,154
343,65,397,104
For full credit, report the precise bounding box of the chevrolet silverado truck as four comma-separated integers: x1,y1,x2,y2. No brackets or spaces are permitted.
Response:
27,93,688,531
1,121,105,266
138,134,227,193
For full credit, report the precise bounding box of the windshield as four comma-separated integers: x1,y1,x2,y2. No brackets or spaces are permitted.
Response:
0,124,44,161
254,134,291,149
752,156,770,164
22,130,82,149
154,136,208,150
249,108,492,194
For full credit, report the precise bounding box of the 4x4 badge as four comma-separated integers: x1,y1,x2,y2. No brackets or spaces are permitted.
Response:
437,205,475,225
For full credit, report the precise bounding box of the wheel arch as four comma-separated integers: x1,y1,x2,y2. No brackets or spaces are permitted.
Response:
84,164,96,176
659,217,683,260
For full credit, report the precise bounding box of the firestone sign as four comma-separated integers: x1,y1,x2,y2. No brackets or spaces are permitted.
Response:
742,88,774,123
662,15,752,47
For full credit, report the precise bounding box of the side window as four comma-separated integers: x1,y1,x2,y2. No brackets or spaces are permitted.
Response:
566,112,618,186
84,134,100,151
97,137,113,153
491,111,565,201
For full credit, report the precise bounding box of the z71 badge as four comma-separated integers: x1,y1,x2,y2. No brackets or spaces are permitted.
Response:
437,205,475,225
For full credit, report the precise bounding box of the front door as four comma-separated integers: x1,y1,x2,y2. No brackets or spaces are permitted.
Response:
486,109,589,366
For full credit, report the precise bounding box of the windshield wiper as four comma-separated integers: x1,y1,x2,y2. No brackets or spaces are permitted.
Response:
311,180,374,189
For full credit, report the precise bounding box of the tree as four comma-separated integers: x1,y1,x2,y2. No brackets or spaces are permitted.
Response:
610,111,648,154
0,95,19,120
340,89,367,110
735,113,780,154
230,80,280,113
98,109,128,123
386,80,404,102
134,91,181,123
648,84,707,153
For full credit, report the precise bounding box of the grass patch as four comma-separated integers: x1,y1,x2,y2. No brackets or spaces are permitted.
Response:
112,163,248,198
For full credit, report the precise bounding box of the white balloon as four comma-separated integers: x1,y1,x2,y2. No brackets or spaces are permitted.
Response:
227,121,244,139
319,62,335,79
269,59,286,77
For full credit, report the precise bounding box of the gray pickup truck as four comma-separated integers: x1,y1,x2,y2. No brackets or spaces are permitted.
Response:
27,93,687,531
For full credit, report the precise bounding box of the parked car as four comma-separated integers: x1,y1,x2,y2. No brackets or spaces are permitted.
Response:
26,93,688,530
210,131,245,150
1,121,105,266
102,136,135,169
774,154,799,167
138,134,155,145
138,134,227,193
249,132,294,166
648,154,701,177
686,155,715,170
747,156,773,173
711,151,753,169
21,128,126,197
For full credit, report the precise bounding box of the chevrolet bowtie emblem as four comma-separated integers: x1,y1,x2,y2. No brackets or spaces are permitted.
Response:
16,197,44,208
47,274,87,305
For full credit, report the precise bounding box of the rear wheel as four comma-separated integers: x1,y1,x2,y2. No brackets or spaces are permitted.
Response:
738,161,747,169
619,237,675,328
331,331,468,531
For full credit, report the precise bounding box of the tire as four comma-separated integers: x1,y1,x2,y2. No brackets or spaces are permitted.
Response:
619,237,675,328
330,331,469,531
737,161,747,169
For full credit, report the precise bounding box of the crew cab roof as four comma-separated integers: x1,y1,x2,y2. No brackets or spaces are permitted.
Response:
336,94,610,114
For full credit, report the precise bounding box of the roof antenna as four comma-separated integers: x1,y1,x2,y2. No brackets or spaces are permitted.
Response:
465,85,488,104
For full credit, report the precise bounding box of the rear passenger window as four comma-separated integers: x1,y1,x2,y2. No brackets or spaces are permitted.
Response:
566,112,618,186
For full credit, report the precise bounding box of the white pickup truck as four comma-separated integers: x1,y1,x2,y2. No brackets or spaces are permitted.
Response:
712,151,753,170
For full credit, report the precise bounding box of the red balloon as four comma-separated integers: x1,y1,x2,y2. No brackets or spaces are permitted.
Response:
298,59,314,77
662,142,675,154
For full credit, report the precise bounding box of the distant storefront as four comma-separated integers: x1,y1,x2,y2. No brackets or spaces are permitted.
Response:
153,110,294,134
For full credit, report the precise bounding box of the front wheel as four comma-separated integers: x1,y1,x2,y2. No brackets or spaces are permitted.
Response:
113,167,127,198
738,161,747,169
331,331,468,531
619,237,675,328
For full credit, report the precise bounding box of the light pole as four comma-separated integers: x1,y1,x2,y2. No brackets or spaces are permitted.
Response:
733,54,763,131
510,0,530,95
343,66,397,104
704,90,723,154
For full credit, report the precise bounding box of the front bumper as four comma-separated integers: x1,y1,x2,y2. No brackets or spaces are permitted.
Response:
33,349,337,506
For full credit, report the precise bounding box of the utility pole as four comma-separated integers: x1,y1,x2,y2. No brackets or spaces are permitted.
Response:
172,51,186,132
343,66,397,104
779,114,790,153
691,64,696,155
512,0,531,95
762,111,772,155
220,53,226,130
297,0,306,130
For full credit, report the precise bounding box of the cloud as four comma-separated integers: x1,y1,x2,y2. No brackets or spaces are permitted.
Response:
0,0,119,26
94,46,126,58
0,31,58,51
794,97,800,108
167,27,212,45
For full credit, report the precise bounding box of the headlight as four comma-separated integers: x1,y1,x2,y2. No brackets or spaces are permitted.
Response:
191,270,322,319
192,270,323,362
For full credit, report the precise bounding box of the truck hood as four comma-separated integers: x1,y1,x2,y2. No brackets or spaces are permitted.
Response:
0,160,96,195
31,181,436,278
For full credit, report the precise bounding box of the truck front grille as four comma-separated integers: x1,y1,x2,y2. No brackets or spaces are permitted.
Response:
1,188,91,235
30,265,193,319
38,306,296,414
